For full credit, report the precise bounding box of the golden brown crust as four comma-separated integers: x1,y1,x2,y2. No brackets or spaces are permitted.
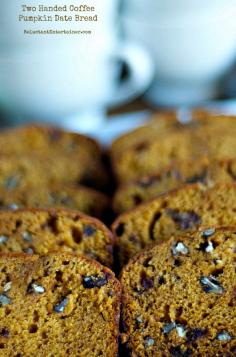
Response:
111,109,209,158
112,114,236,184
0,182,110,219
113,181,236,229
112,182,236,266
112,182,203,228
0,208,114,267
0,153,109,191
0,124,101,155
113,158,236,213
0,125,109,191
121,225,236,272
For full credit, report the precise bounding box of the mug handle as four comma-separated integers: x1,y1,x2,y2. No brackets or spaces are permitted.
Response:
109,42,154,106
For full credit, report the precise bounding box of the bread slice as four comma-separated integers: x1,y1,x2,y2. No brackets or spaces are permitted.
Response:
0,153,108,192
0,183,110,219
0,125,101,160
111,109,208,159
112,115,236,184
112,183,236,265
0,208,114,267
113,158,236,213
120,227,236,356
0,252,120,356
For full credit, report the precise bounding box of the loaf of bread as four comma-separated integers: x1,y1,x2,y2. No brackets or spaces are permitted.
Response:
0,182,110,220
121,227,236,356
0,252,120,356
113,183,236,265
0,208,114,267
113,158,236,213
112,115,236,184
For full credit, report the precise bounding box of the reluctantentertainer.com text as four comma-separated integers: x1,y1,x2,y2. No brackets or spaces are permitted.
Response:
24,29,92,34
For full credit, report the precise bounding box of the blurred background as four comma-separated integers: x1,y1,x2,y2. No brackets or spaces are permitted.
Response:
1,0,236,142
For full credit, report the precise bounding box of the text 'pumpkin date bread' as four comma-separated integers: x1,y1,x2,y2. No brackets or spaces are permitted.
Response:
0,252,121,356
0,208,114,267
112,115,236,184
113,183,236,265
120,227,236,356
113,158,236,213
0,183,110,220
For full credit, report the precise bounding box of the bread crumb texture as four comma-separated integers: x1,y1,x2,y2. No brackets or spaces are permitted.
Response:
0,253,121,356
0,126,108,191
112,115,236,184
121,227,236,356
0,183,110,219
0,209,114,267
113,183,236,265
113,158,236,214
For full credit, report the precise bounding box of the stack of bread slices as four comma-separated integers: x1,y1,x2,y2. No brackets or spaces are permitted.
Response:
0,125,118,356
111,111,236,356
0,114,235,356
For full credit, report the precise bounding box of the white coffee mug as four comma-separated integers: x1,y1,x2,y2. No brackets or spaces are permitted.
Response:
122,0,236,106
0,0,154,130
0,38,153,130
